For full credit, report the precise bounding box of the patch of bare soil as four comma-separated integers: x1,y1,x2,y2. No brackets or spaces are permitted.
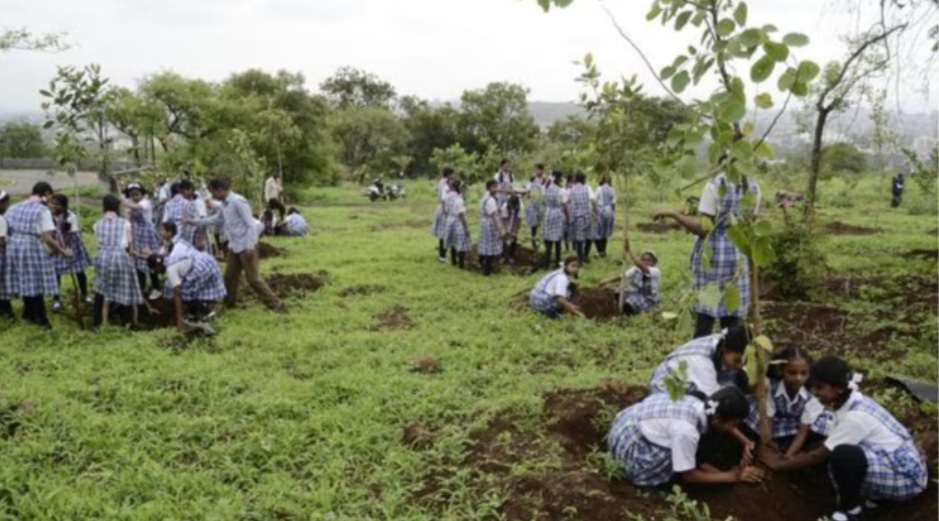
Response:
257,273,325,299
465,245,543,276
371,219,428,231
372,305,413,331
905,249,939,261
572,287,621,320
824,221,880,235
410,356,440,374
338,284,386,297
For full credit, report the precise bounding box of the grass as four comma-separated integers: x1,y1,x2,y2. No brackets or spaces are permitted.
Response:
0,173,935,520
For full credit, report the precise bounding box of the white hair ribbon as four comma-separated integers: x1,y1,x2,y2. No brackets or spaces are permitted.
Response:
705,399,719,416
0,190,7,200
718,328,729,340
848,372,864,391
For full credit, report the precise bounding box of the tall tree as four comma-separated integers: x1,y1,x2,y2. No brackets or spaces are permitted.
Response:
320,66,397,110
328,107,409,184
399,95,461,177
457,82,539,159
0,121,47,159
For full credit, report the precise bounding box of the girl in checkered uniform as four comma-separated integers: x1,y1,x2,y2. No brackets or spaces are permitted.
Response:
443,180,471,269
0,191,12,320
607,386,764,488
745,346,832,457
49,194,92,312
92,195,146,328
477,180,506,276
541,171,566,270
122,183,163,299
431,168,453,263
618,248,661,316
758,357,928,521
595,176,616,257
162,180,197,246
567,172,596,265
654,172,760,338
529,256,584,319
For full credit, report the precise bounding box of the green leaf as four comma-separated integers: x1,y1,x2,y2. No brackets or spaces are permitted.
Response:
755,141,775,159
666,127,684,148
675,10,693,30
42,120,55,129
743,121,756,137
661,311,679,321
703,238,714,271
755,335,774,352
738,28,764,47
750,55,776,83
797,60,821,82
698,284,722,310
646,3,662,21
754,219,773,237
783,32,809,47
791,81,809,97
673,55,689,68
732,140,755,161
721,100,746,122
724,285,740,314
671,70,691,94
754,92,774,109
537,0,552,12
763,41,789,62
692,57,715,84
777,69,797,91
752,236,776,266
734,2,748,26
39,89,53,98
717,18,736,37
763,24,778,33
661,65,677,80
584,52,594,67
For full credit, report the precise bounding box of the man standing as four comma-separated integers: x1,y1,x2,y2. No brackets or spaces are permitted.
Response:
265,172,284,207
192,179,284,312
891,172,905,208
2,182,73,328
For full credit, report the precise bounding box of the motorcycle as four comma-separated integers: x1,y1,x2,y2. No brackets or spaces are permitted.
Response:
364,182,406,202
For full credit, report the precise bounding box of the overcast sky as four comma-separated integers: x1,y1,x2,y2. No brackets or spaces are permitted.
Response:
1,0,936,113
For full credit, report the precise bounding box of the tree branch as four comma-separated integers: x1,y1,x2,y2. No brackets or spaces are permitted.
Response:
706,3,743,140
753,89,793,150
818,23,908,111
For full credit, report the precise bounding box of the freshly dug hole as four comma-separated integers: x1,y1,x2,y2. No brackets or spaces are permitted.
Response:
824,221,880,235
465,245,543,276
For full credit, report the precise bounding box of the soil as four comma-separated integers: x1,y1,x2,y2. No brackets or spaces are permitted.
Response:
371,219,427,231
372,305,413,331
402,422,435,449
637,221,683,234
217,242,286,262
905,249,939,260
824,221,881,235
465,245,543,276
410,356,440,374
258,273,325,299
415,384,939,521
572,287,621,320
338,284,386,297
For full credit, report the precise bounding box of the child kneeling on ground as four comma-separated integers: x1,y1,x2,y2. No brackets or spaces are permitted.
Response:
529,256,585,319
607,386,764,487
758,356,928,521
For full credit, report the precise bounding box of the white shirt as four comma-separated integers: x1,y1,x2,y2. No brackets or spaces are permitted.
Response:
587,186,597,202
453,197,466,215
825,391,905,452
165,237,195,289
437,179,450,202
560,187,571,205
544,270,571,298
761,379,826,426
698,173,762,217
662,343,722,396
482,196,498,216
137,198,154,223
639,400,706,473
158,184,171,202
264,177,283,202
193,197,208,219
0,214,7,240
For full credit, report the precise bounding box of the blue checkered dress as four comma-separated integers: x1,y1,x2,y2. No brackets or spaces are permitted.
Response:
542,184,565,241
597,185,616,239
2,201,58,297
444,195,471,252
163,196,196,245
607,394,707,487
163,243,227,302
0,215,8,300
623,267,661,314
129,206,162,272
568,185,591,242
834,393,928,501
478,195,503,256
649,335,740,395
745,379,833,438
285,214,308,236
691,174,760,318
93,216,143,306
494,172,514,209
431,187,451,240
525,179,544,229
529,269,570,314
53,212,92,275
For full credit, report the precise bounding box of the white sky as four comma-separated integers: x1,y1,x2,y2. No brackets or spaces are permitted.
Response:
1,0,936,112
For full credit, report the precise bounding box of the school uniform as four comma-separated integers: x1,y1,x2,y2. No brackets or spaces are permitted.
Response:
826,391,927,501
191,196,214,254
560,186,571,244
525,177,545,231
162,194,197,245
621,266,662,314
283,214,308,237
444,194,471,253
128,198,161,274
431,178,450,240
529,268,573,317
478,193,503,257
607,393,708,487
162,238,227,303
2,199,57,298
596,184,616,239
648,334,741,396
691,173,761,319
52,211,92,277
93,213,143,307
542,184,565,242
745,379,833,443
568,184,591,242
0,213,10,314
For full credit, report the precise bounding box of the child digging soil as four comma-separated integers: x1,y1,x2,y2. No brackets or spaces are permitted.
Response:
529,256,585,319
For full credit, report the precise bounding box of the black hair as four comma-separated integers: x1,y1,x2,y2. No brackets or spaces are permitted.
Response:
535,163,545,170
208,178,231,191
718,324,752,354
442,167,454,178
551,170,564,183
600,174,611,185
146,254,166,273
287,207,299,215
450,179,463,194
32,182,54,196
574,172,587,184
177,180,194,191
50,193,69,210
706,386,749,421
0,191,9,203
102,194,121,213
562,255,579,268
766,346,813,381
161,221,178,237
123,184,146,198
485,179,499,190
170,182,181,197
809,356,854,408
500,159,510,167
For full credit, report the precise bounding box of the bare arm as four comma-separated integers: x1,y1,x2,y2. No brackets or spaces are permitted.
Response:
655,209,710,238
785,425,812,458
759,444,829,472
41,231,70,256
557,296,585,318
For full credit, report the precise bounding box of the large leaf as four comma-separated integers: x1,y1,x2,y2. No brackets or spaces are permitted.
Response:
646,3,662,21
721,100,746,122
763,41,789,62
698,284,722,310
783,32,809,47
797,60,821,82
734,2,748,26
754,219,773,237
752,236,777,266
675,11,693,31
750,55,776,83
754,92,774,109
717,18,736,37
661,65,677,80
738,28,764,48
777,68,797,91
671,70,691,94
724,285,741,314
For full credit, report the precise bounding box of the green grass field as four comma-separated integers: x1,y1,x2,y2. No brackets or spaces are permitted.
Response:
0,174,935,520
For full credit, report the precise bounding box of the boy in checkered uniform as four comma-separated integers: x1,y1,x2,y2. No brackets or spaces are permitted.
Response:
607,386,763,488
529,256,584,319
654,172,761,338
92,195,146,328
0,191,12,320
443,180,471,269
541,171,567,270
49,194,92,312
430,168,453,263
477,180,505,276
2,182,73,328
758,357,928,521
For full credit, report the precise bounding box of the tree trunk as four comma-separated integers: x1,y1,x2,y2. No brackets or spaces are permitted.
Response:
804,108,830,218
748,257,771,444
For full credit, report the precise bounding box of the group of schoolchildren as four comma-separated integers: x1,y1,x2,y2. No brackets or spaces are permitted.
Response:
431,160,620,275
0,177,288,332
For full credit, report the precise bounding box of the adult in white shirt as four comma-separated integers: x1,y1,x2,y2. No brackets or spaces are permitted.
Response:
528,256,585,318
264,173,284,205
757,357,928,521
431,168,454,262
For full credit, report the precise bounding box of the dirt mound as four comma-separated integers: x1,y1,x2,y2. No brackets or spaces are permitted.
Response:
257,242,287,258
825,221,880,235
905,249,939,260
637,221,683,234
573,287,621,320
338,284,386,297
372,305,413,331
465,245,543,276
417,385,938,521
263,273,325,299
410,356,440,374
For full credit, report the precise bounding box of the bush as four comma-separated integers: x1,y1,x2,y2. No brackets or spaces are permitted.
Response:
905,191,939,216
764,213,829,301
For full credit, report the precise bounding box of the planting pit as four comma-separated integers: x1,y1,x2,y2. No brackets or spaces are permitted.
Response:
415,384,938,521
372,305,413,331
338,284,386,297
465,245,543,276
824,221,881,235
572,287,621,320
217,242,287,261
